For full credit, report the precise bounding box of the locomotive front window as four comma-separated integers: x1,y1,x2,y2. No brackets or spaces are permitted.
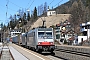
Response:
38,32,52,39
38,32,44,38
46,32,52,39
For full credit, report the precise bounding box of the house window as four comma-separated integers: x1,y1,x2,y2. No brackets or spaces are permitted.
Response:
56,34,60,39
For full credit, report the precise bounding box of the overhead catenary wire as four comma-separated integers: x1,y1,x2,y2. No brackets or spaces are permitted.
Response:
49,0,55,5
26,0,31,8
8,0,23,9
28,0,35,9
54,0,63,7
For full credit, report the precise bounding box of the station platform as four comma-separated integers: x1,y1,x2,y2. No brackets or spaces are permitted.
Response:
9,46,28,60
1,43,50,60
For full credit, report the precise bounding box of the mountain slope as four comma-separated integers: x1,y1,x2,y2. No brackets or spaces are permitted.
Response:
30,14,70,29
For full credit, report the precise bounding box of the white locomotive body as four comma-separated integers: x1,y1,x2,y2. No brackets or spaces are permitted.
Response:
21,33,27,46
23,28,55,52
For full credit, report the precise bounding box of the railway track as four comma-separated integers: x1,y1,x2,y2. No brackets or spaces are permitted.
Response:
54,48,90,60
55,48,90,57
0,43,14,60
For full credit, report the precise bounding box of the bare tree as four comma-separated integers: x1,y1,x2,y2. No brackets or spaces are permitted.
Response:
40,4,44,15
38,6,40,16
44,2,47,13
70,0,87,34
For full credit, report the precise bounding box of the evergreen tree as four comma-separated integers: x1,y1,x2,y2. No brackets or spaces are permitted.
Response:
23,12,26,20
9,15,15,29
33,7,37,20
9,14,18,29
22,12,27,25
3,24,7,31
10,20,16,29
0,23,3,29
44,2,47,13
0,23,7,31
27,12,30,21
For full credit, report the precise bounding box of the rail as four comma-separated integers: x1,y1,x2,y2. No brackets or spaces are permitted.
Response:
54,45,90,60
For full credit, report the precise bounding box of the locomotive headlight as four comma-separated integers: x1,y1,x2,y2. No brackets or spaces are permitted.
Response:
38,42,42,44
50,42,53,44
38,43,40,44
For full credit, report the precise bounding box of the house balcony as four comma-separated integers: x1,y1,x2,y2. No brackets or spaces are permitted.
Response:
80,28,87,32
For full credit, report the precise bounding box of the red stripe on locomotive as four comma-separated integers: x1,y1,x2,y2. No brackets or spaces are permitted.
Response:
38,42,53,45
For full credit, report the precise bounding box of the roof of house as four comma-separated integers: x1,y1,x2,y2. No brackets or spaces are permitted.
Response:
47,9,56,11
68,36,75,41
10,29,21,32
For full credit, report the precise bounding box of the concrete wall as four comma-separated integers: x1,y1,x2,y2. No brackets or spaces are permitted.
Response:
78,36,87,43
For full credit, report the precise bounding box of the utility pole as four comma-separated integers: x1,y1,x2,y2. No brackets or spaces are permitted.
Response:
6,0,10,44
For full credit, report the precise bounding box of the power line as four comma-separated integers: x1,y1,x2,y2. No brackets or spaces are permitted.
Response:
8,0,23,9
28,0,35,9
49,0,55,5
54,0,63,7
26,0,31,8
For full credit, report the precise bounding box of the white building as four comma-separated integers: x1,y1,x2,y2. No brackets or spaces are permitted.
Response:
47,9,56,16
10,29,21,37
78,22,90,44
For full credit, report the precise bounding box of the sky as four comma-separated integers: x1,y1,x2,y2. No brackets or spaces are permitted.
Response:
0,0,69,25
